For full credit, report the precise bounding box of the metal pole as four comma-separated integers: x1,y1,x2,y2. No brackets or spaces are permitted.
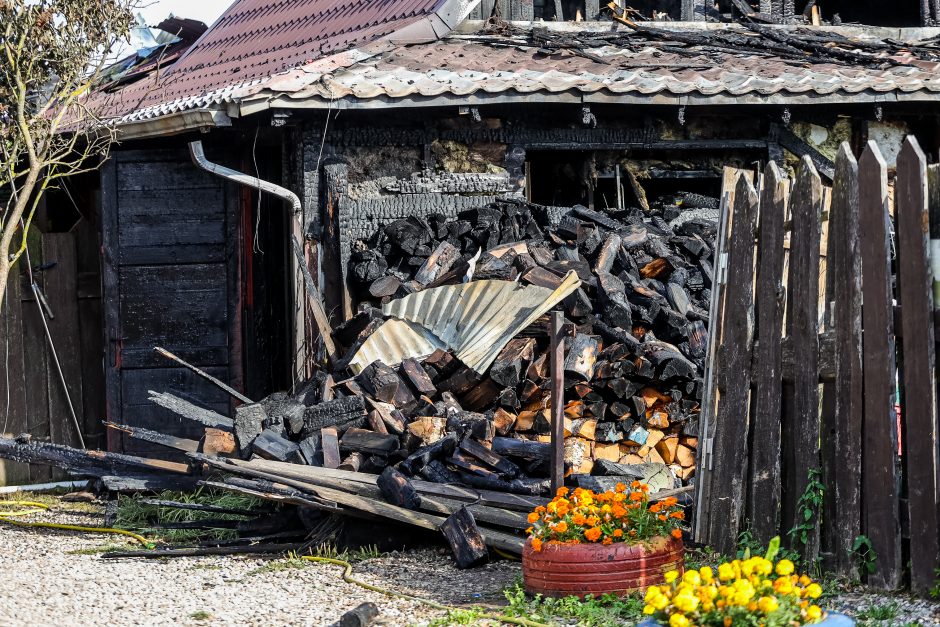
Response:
549,311,565,493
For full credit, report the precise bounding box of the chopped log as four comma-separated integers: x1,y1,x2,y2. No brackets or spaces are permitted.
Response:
369,275,401,299
594,233,622,274
201,428,236,457
456,470,549,496
595,422,623,443
367,410,390,435
596,272,633,328
592,459,647,478
339,602,380,627
302,396,367,436
95,474,202,492
340,429,399,455
492,436,551,461
251,429,303,463
298,435,322,466
356,361,415,408
420,459,462,484
459,437,521,478
365,399,407,435
234,403,266,458
564,335,599,381
408,416,447,444
441,506,489,569
399,434,458,476
377,466,422,510
148,391,234,430
400,358,437,397
339,452,366,472
490,338,537,388
415,241,460,285
522,266,566,290
445,410,495,441
321,427,341,469
492,408,517,436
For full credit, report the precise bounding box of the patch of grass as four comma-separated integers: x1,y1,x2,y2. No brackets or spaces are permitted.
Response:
499,580,645,627
855,601,899,625
189,610,212,621
114,488,265,543
247,551,311,576
425,608,493,626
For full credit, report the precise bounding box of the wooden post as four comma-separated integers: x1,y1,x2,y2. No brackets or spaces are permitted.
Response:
549,311,564,493
704,174,759,556
895,136,940,594
781,156,823,565
858,142,902,589
0,273,30,486
821,144,863,577
747,162,787,545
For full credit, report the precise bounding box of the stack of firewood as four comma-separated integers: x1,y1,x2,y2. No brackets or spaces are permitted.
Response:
191,193,712,494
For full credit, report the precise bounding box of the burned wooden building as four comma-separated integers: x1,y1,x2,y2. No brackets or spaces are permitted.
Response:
3,0,940,487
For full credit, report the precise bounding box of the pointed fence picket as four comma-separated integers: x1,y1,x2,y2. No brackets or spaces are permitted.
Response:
695,137,940,593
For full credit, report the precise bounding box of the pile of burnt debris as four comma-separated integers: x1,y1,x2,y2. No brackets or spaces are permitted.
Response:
0,191,712,564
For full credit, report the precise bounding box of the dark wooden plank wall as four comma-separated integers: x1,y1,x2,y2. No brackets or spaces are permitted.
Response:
101,150,240,456
0,224,104,485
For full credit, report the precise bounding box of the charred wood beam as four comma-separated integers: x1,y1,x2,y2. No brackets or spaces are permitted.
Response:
0,436,191,476
769,124,834,180
147,391,233,430
104,422,199,453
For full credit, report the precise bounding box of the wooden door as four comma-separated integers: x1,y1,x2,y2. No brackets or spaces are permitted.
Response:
101,150,242,455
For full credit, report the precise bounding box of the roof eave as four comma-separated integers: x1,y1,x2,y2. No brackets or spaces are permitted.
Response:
113,108,232,141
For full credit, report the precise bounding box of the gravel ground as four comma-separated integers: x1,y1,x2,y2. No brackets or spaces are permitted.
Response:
1,497,939,626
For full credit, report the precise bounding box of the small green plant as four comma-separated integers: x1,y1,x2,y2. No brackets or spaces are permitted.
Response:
930,568,940,599
114,488,264,543
189,610,212,621
425,608,489,626
851,535,878,576
247,550,310,576
787,469,825,549
353,544,381,561
500,580,644,627
855,601,899,624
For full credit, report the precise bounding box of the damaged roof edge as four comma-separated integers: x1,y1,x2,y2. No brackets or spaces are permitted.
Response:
113,109,232,142
238,87,914,117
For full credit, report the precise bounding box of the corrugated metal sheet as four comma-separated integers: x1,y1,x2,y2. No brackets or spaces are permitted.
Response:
348,318,446,374
350,271,580,374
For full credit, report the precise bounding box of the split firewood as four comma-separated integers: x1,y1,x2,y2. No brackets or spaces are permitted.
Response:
441,506,489,569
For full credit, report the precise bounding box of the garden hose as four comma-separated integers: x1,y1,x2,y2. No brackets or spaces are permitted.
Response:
301,556,551,627
0,500,153,548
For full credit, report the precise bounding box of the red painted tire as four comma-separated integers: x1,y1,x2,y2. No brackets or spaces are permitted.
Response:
522,536,684,599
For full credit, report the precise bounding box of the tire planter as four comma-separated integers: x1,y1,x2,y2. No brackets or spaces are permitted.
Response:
522,535,684,599
638,613,855,626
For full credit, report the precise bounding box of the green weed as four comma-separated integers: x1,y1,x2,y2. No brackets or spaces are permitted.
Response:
114,488,264,543
855,601,899,625
189,610,212,621
851,535,878,576
66,544,130,555
247,550,310,576
500,580,645,627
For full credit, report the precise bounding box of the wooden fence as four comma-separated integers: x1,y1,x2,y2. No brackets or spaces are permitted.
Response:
0,230,103,485
694,137,940,593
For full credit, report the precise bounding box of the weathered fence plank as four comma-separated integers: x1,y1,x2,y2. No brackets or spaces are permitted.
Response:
0,273,30,485
781,156,822,564
821,144,863,576
859,142,902,589
705,174,759,556
895,136,940,594
747,162,787,545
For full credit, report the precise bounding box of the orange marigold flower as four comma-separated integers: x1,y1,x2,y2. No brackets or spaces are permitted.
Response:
557,504,570,517
531,537,543,552
671,528,683,539
554,521,568,533
527,512,540,523
602,537,613,545
629,492,643,502
572,513,587,526
664,497,678,507
586,516,600,527
670,511,685,520
658,514,668,522
556,487,569,497
629,529,638,536
615,482,627,493
649,502,662,513
630,480,642,489
535,506,546,514
584,526,602,542
612,505,627,518
613,529,624,537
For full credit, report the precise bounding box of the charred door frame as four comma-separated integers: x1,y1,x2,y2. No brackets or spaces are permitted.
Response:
100,149,243,453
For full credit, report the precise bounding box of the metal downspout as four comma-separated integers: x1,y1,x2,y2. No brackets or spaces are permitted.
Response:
188,140,308,385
